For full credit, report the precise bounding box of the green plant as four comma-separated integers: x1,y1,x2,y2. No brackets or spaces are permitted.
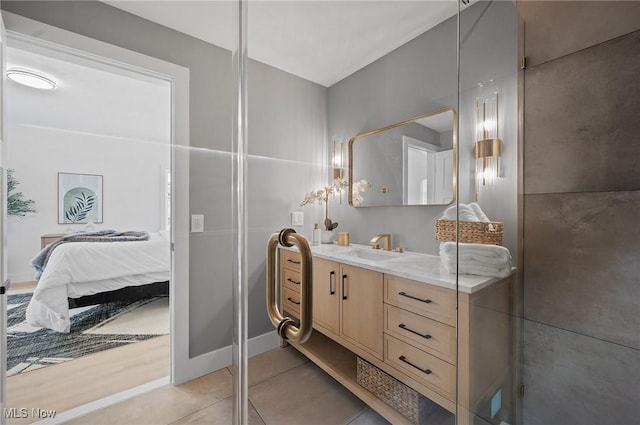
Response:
64,192,96,223
7,169,37,217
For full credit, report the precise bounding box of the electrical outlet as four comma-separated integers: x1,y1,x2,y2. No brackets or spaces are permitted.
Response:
191,214,204,233
291,211,304,226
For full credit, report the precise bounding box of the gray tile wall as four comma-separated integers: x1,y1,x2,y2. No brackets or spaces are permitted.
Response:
520,2,640,423
523,321,640,425
524,30,640,194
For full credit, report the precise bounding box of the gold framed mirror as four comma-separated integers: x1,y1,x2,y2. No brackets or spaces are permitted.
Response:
348,108,457,207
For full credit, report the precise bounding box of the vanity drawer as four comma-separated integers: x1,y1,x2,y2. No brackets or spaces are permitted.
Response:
385,276,456,326
282,267,302,292
282,286,301,318
384,335,455,400
281,250,301,272
384,305,456,364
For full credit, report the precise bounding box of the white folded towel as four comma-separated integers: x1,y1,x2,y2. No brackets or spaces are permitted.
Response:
439,242,512,278
441,204,479,221
440,202,491,223
441,260,512,278
468,202,490,222
440,242,511,263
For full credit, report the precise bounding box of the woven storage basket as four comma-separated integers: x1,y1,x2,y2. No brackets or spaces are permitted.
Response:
356,357,429,424
435,219,504,245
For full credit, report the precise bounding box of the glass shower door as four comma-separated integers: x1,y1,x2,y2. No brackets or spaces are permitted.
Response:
235,1,465,424
456,1,521,424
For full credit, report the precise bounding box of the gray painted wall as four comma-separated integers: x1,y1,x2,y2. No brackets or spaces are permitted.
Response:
2,1,326,357
328,1,518,259
519,2,640,424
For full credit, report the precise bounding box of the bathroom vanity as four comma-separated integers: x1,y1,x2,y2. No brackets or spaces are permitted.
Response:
280,244,514,425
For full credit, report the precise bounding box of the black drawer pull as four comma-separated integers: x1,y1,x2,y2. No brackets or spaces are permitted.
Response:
287,278,300,285
399,355,432,375
287,297,301,305
399,323,432,340
330,271,336,295
287,259,301,265
342,274,348,300
399,291,432,304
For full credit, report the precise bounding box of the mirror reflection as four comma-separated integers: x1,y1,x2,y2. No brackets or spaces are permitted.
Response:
349,108,456,206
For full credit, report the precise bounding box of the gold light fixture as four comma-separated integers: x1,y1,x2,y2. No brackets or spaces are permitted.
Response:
475,84,502,196
332,138,344,180
332,138,345,203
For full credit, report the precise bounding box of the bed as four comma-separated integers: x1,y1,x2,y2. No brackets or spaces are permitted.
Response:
26,231,170,333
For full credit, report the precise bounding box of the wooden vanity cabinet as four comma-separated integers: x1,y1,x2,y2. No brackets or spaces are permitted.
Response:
383,275,457,402
283,252,384,361
279,248,514,425
280,250,302,319
311,257,340,334
339,263,383,360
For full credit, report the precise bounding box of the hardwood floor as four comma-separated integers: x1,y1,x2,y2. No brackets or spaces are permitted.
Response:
6,335,169,425
61,345,392,425
5,334,396,424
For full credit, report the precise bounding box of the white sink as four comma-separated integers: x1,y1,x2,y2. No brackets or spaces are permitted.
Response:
343,248,399,262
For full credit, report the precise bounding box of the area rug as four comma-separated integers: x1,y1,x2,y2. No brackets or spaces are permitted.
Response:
6,290,169,376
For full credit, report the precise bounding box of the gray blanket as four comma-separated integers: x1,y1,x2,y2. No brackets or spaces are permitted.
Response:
31,230,150,280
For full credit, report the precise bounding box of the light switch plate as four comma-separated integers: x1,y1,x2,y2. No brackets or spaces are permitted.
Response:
191,214,204,233
291,211,304,226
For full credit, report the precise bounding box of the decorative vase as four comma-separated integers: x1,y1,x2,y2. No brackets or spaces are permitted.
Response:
321,230,335,244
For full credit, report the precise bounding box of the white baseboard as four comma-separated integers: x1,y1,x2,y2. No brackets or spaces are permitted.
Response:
176,330,279,384
8,272,36,285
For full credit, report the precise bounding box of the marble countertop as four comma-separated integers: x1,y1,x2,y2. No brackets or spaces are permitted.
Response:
284,243,512,294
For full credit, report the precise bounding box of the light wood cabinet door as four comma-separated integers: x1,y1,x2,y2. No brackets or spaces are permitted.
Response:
312,257,340,335
340,264,384,359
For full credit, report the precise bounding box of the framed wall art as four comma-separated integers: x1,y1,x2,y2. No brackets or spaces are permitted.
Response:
58,173,103,224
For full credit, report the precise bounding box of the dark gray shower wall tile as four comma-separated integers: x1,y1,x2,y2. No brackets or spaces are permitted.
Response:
523,321,640,425
524,30,640,195
519,1,640,68
523,191,640,349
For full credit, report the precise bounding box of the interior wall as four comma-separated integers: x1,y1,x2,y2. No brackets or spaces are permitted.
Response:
328,1,518,260
5,124,170,283
1,1,326,359
519,2,640,424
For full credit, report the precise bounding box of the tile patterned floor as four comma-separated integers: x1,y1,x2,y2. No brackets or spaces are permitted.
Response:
65,346,392,425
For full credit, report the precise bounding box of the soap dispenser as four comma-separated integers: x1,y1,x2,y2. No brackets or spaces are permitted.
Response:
312,223,321,246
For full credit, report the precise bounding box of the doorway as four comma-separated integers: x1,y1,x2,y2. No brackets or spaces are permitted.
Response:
0,10,191,424
4,37,171,419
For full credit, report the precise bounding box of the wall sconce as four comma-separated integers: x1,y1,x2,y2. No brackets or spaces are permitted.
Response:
332,138,344,180
332,138,345,202
475,85,502,196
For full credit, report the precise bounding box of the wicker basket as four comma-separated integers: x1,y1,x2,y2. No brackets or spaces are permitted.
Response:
435,219,504,245
356,357,429,424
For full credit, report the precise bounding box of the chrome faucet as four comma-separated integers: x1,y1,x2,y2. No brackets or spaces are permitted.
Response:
370,233,392,251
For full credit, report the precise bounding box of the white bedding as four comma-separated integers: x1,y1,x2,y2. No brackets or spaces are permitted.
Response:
26,233,170,333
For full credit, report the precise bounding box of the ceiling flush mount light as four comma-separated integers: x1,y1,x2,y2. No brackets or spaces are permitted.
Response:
7,69,57,90
475,82,501,197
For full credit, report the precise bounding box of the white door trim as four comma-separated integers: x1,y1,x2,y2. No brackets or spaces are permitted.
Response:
1,11,194,384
